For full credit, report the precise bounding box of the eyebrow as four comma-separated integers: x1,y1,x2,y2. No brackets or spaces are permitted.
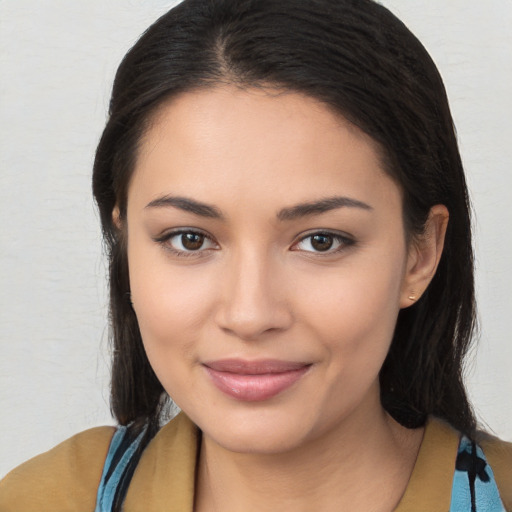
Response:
276,196,372,221
145,195,372,221
145,195,224,219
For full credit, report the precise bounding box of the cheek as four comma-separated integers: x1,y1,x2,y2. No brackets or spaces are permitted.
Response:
127,242,216,359
127,247,220,406
305,258,403,330
298,253,405,369
298,261,405,420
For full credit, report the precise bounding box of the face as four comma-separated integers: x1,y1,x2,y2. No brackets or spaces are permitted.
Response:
124,86,419,454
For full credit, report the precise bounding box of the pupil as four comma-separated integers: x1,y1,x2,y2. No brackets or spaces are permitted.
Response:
312,234,333,251
182,233,203,250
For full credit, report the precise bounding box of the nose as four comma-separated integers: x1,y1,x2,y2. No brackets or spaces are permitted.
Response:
214,248,293,341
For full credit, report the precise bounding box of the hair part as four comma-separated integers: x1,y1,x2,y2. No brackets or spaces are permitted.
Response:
93,0,476,436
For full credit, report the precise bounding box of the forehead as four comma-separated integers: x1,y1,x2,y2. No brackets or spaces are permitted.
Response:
130,86,400,216
141,85,382,163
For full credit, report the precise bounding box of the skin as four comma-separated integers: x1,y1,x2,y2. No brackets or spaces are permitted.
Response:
120,86,448,511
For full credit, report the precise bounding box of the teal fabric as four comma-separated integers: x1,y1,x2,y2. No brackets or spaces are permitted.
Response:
94,426,146,512
96,427,507,512
449,436,506,512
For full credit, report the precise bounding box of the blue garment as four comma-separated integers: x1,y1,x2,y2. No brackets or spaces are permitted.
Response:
449,436,506,512
94,425,148,512
95,426,507,512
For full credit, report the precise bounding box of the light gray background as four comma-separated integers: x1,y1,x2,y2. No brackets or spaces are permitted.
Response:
1,1,511,478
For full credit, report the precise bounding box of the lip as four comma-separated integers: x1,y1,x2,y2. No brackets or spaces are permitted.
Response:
203,359,311,401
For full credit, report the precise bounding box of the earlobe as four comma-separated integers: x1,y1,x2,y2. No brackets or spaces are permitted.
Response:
400,205,449,308
112,205,122,230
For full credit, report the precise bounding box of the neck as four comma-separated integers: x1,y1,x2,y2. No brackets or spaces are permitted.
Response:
194,397,424,512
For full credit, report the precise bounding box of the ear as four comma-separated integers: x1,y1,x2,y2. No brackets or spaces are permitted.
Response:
400,204,449,308
112,205,122,230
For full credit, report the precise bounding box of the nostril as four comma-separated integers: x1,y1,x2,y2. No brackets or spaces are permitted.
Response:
215,299,293,341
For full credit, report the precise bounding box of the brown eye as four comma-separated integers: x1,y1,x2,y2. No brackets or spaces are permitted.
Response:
181,232,205,250
293,231,354,254
156,229,217,255
311,234,333,251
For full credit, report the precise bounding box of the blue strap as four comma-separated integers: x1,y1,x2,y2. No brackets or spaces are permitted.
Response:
449,436,506,512
96,427,506,511
95,425,147,512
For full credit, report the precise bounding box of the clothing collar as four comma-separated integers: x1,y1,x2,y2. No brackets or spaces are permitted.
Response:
124,414,459,511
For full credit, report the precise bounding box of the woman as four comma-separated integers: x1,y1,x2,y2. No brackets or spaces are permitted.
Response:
1,0,510,510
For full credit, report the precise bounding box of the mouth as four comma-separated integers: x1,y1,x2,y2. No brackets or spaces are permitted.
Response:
202,359,312,401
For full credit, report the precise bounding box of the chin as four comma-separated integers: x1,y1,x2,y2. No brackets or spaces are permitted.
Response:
194,405,322,455
209,425,309,455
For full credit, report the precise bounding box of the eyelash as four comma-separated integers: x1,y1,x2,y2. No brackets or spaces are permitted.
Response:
154,229,217,258
292,231,355,255
154,229,355,258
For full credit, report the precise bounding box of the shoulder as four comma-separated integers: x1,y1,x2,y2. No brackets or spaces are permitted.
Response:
477,431,512,511
123,413,199,511
397,417,512,512
0,426,115,512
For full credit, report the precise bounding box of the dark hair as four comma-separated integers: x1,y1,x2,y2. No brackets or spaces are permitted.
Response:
93,0,476,436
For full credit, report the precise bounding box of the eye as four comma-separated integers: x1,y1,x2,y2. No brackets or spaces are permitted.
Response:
155,229,217,256
292,231,354,254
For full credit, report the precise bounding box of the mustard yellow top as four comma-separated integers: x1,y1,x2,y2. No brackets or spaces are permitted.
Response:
1,414,511,511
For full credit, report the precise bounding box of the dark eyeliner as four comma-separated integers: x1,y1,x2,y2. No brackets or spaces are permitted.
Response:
293,230,356,254
153,228,216,258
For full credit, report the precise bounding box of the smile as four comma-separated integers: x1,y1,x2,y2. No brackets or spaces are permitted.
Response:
203,359,312,401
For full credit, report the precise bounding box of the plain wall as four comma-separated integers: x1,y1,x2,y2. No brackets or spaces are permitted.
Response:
1,1,511,478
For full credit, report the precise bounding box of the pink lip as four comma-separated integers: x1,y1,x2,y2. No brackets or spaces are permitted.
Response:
203,359,311,401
